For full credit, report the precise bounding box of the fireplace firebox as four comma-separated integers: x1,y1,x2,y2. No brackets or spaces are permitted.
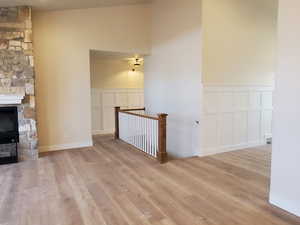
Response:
0,107,19,164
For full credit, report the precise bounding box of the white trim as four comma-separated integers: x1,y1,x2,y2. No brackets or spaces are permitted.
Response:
203,83,274,88
0,97,24,104
92,129,114,135
200,141,266,157
0,94,25,104
203,84,274,92
270,196,300,217
39,140,93,153
0,87,25,105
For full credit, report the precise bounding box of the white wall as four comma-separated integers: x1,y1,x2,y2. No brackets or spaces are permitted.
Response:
33,5,151,152
202,0,278,85
270,0,300,216
144,0,202,158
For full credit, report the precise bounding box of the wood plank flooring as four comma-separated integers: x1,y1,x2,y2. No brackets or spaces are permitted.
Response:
0,135,299,225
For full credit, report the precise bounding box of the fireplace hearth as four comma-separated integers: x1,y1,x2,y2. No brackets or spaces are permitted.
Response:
0,106,19,164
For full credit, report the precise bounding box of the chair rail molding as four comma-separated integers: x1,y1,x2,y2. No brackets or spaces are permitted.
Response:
201,84,273,156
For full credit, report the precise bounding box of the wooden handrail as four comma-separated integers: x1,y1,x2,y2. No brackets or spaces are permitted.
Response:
114,106,168,163
119,110,159,120
121,108,146,112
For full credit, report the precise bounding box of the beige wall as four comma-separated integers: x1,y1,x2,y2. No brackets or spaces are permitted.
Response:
90,57,144,89
202,0,278,85
33,5,151,151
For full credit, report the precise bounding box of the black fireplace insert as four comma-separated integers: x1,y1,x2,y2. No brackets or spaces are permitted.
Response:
0,106,19,164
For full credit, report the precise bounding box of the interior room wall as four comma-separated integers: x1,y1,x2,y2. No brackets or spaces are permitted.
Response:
270,0,300,217
33,4,151,152
144,0,202,158
202,0,278,85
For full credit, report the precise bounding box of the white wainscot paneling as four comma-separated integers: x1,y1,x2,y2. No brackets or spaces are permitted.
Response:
202,114,219,149
234,92,249,110
201,85,273,156
221,113,234,147
115,92,128,108
233,112,248,145
128,92,143,108
91,88,144,135
248,111,261,144
221,93,234,112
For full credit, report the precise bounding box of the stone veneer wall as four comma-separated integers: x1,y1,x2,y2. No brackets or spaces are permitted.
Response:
0,6,37,160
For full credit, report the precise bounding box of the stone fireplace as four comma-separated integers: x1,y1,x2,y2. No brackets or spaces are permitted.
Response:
0,6,37,160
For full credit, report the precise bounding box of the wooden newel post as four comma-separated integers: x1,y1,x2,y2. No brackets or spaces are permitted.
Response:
157,113,168,163
115,106,120,139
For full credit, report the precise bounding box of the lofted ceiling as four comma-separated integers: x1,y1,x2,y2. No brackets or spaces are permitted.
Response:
0,0,152,11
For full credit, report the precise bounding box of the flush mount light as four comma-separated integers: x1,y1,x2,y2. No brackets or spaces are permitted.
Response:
128,57,143,72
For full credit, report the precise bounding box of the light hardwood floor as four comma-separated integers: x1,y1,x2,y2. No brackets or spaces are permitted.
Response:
0,135,299,225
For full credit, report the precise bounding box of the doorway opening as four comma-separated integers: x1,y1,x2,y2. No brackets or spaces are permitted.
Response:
89,50,145,136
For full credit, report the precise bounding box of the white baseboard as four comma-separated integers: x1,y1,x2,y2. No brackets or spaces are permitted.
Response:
39,140,93,153
270,195,300,217
200,141,266,157
92,129,114,135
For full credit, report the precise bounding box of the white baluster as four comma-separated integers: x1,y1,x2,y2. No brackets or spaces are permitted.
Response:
144,118,146,153
150,119,154,156
117,111,163,159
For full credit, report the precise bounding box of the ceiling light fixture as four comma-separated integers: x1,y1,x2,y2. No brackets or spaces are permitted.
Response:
129,57,143,72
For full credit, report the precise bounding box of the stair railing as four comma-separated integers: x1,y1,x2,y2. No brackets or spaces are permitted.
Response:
114,107,168,163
